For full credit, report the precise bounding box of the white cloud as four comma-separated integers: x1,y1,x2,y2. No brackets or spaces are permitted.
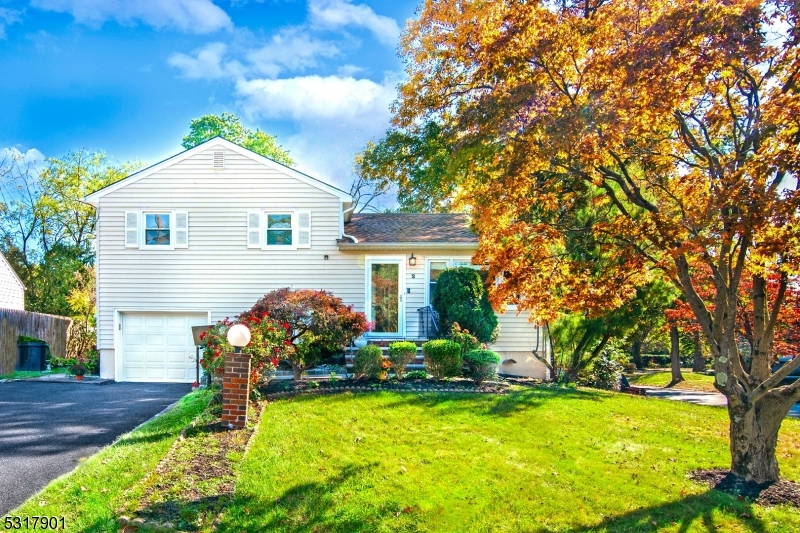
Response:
234,74,397,184
1,147,46,176
235,74,395,122
168,42,244,80
31,0,233,34
309,0,400,46
0,7,22,39
246,28,340,78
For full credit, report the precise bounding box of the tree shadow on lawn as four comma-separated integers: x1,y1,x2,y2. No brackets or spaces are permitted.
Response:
282,385,606,419
215,461,405,533
566,490,768,533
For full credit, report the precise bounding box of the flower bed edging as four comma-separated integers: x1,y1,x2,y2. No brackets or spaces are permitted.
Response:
260,382,509,401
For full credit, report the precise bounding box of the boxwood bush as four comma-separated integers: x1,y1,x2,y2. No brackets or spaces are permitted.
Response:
388,341,417,379
464,349,500,386
422,339,463,379
353,344,384,379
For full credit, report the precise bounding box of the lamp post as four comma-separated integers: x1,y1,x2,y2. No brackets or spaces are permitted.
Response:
222,324,252,429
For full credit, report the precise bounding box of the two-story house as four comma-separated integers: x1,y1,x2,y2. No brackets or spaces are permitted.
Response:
85,138,549,382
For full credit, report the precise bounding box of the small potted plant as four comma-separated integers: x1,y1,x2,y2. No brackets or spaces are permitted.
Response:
69,361,88,380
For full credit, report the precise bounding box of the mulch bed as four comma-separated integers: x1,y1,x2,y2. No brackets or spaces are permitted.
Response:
117,398,264,532
690,468,800,508
258,376,520,397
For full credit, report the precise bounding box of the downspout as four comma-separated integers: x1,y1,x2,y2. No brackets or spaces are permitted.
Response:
341,204,359,243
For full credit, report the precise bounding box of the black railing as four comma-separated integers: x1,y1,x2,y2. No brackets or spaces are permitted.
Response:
416,305,440,339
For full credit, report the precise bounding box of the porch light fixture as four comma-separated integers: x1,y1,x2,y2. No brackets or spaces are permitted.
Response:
227,324,251,353
408,253,417,266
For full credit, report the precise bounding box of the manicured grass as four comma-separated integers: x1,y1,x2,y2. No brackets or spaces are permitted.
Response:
220,388,800,532
12,389,210,532
0,368,69,380
628,371,718,392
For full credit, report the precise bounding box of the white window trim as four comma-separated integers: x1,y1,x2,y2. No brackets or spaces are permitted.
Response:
365,255,406,338
140,211,175,250
263,211,297,250
247,209,312,250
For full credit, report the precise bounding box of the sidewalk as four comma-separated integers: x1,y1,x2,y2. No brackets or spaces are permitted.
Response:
640,386,800,419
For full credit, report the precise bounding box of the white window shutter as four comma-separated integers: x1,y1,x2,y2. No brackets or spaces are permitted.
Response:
247,210,262,248
125,211,139,248
297,210,311,248
175,211,189,248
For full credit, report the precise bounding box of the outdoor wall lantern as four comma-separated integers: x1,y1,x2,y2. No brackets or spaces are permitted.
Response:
408,253,417,266
227,324,251,352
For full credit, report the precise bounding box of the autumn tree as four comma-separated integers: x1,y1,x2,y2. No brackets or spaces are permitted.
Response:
182,112,294,166
391,0,800,483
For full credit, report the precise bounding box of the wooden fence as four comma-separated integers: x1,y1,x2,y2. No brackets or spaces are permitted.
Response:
0,308,72,375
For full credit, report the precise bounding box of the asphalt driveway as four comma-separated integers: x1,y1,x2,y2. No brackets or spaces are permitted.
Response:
0,381,191,515
642,386,800,418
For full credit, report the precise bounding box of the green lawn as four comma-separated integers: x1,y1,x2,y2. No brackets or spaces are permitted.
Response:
11,389,211,532
0,368,69,380
628,371,718,392
219,388,800,533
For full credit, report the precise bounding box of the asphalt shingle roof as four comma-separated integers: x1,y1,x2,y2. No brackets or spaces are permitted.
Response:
343,213,477,244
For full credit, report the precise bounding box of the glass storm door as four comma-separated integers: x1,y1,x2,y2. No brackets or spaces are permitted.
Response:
368,259,404,336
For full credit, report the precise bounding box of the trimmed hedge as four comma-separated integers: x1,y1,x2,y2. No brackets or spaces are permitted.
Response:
464,349,500,386
432,267,498,343
388,341,417,379
422,339,463,379
354,344,384,379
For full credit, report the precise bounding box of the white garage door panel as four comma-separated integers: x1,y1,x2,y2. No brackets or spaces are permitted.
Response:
121,312,207,383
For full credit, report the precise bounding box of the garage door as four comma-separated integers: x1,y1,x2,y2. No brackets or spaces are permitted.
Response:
121,312,208,382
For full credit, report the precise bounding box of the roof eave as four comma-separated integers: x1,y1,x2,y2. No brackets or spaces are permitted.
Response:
337,242,478,251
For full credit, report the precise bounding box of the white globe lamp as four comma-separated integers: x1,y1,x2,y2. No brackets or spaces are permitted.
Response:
227,324,251,352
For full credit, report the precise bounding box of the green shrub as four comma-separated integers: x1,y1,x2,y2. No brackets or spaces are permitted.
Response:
422,339,463,379
449,323,481,355
388,341,417,379
354,345,384,379
464,349,500,386
576,352,624,390
404,370,428,380
432,267,498,343
17,335,44,344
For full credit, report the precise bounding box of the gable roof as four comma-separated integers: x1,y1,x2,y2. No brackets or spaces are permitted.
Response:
84,137,352,204
0,252,25,291
340,213,478,249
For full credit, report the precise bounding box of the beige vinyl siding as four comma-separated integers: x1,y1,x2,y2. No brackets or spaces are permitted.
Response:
94,145,550,379
0,256,24,310
95,147,362,360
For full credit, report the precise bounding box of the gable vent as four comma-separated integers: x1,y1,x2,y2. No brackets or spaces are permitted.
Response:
213,151,225,170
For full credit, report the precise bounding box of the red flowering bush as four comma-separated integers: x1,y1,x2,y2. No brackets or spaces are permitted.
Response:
200,312,290,385
248,288,369,379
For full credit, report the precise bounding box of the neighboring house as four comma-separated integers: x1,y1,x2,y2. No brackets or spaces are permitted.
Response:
0,252,25,310
85,137,549,383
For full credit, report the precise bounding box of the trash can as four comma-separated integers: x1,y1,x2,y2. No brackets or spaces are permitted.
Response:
17,342,48,371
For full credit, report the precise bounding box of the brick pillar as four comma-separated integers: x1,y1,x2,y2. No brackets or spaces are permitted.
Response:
222,352,251,428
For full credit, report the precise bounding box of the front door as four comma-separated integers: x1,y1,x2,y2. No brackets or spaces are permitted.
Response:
366,258,404,336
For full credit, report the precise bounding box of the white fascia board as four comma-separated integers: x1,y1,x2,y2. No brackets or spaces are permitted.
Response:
0,253,25,290
84,137,353,205
337,242,479,251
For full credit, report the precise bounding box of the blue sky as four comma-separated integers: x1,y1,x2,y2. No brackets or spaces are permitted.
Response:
0,0,419,188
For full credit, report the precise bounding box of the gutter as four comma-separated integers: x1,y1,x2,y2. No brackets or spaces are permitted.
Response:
337,242,478,251
341,204,359,243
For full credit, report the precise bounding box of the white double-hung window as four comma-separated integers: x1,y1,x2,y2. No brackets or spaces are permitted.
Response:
247,210,311,250
124,211,189,250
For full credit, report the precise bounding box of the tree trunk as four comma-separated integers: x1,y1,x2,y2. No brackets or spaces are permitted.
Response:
668,326,684,387
292,364,303,380
692,330,706,372
728,394,790,484
632,340,643,370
